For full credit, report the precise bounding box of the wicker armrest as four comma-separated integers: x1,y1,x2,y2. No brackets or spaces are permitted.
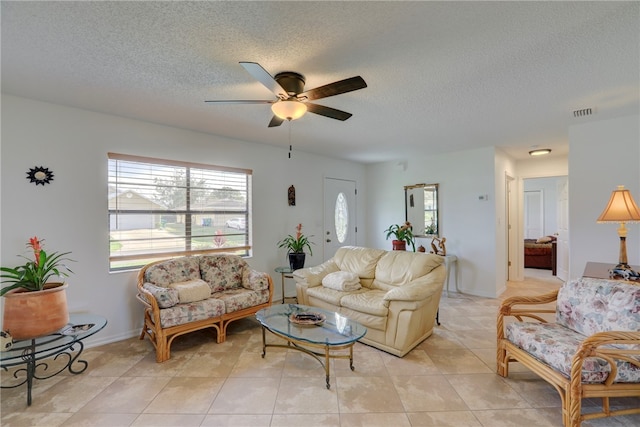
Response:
572,331,640,386
136,286,157,310
497,289,559,339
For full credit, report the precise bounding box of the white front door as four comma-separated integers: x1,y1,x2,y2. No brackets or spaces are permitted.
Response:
323,178,357,261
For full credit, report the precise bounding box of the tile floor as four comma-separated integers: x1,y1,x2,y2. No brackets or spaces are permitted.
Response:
1,269,639,426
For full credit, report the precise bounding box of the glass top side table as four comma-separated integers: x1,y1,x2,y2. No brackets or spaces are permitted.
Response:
1,313,107,406
274,266,295,303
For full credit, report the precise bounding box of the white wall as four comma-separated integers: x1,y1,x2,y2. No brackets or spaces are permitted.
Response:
568,114,640,279
0,95,367,345
365,147,501,298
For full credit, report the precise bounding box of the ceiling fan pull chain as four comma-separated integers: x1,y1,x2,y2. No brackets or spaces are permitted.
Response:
288,121,293,159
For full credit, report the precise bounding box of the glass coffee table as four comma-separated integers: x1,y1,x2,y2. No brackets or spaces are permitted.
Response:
256,304,366,389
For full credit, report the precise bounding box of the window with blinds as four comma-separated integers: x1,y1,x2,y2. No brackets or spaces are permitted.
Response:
108,153,252,271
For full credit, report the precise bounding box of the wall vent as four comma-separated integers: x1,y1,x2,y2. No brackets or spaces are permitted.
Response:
573,108,592,118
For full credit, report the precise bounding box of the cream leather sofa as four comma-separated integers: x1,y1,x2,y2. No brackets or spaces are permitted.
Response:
294,246,445,357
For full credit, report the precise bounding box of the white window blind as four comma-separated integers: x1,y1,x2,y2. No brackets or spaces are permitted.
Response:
108,153,252,271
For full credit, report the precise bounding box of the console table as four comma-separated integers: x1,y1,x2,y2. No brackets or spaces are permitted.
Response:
583,261,640,280
0,313,107,406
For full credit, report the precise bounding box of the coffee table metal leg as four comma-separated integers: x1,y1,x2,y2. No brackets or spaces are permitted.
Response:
261,327,266,358
324,345,331,389
349,345,355,371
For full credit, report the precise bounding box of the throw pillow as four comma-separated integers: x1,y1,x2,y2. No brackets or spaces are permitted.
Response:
536,236,553,243
322,271,361,291
168,279,211,303
142,283,179,308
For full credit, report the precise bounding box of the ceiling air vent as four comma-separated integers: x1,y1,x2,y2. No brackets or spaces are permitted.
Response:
573,108,592,118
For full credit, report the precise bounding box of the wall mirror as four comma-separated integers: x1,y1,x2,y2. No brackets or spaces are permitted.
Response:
405,183,439,237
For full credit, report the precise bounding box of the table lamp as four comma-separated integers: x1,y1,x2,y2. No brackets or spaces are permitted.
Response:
596,185,640,271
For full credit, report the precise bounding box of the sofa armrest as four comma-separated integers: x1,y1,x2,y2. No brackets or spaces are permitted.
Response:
383,276,443,302
293,260,339,288
573,331,640,386
242,268,271,292
497,290,559,340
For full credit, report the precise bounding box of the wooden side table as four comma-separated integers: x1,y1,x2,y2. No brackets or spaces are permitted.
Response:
274,266,295,303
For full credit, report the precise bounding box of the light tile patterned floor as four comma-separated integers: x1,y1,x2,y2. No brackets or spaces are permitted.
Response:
2,270,639,426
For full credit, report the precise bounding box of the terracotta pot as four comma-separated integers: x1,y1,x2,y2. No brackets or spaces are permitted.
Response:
392,240,406,251
288,252,306,270
2,282,69,340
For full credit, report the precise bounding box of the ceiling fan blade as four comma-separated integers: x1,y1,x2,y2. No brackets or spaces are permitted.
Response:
240,62,288,99
306,103,353,121
268,115,285,127
204,100,275,104
298,76,367,101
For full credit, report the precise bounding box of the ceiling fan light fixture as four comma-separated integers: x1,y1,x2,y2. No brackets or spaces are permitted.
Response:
271,99,307,121
529,148,552,156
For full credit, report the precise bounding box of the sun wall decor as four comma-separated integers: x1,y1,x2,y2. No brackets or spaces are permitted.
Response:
26,166,54,186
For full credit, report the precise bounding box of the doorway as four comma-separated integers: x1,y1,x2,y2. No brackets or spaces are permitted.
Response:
323,178,357,262
522,176,568,282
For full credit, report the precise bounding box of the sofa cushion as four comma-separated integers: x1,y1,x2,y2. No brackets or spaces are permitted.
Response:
144,256,200,287
158,297,226,328
340,290,388,316
199,255,247,292
169,279,211,303
556,277,640,336
143,283,179,308
506,321,640,383
215,288,270,313
242,268,270,292
322,271,361,291
373,252,443,289
307,285,367,306
332,246,386,283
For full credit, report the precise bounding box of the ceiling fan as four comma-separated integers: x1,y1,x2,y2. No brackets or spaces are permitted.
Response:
205,62,367,127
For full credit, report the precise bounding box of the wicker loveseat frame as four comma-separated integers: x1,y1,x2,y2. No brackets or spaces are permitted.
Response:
136,255,273,362
497,277,640,427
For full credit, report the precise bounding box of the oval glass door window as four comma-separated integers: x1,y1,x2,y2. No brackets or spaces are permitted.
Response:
335,192,348,243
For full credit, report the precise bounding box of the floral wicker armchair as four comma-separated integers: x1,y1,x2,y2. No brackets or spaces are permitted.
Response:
497,277,640,427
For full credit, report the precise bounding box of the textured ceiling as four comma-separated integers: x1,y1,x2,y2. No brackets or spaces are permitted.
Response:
2,1,638,163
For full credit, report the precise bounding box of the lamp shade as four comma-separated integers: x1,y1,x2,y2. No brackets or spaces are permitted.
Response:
597,185,640,223
271,99,307,121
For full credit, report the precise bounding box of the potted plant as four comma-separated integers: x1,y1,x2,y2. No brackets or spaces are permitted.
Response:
384,221,416,251
1,237,74,339
277,223,314,270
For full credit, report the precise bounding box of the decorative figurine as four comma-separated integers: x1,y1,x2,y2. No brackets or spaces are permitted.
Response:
288,185,296,206
430,236,447,256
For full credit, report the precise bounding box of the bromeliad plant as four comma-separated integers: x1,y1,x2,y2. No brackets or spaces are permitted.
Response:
385,221,416,251
277,223,314,255
0,237,74,296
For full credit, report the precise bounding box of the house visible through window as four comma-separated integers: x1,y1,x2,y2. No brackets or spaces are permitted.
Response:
108,153,251,271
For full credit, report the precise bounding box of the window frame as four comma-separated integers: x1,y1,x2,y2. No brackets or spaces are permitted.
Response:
108,153,252,271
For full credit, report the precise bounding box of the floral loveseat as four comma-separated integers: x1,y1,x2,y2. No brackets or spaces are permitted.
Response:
497,277,640,427
294,246,445,357
137,254,273,362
